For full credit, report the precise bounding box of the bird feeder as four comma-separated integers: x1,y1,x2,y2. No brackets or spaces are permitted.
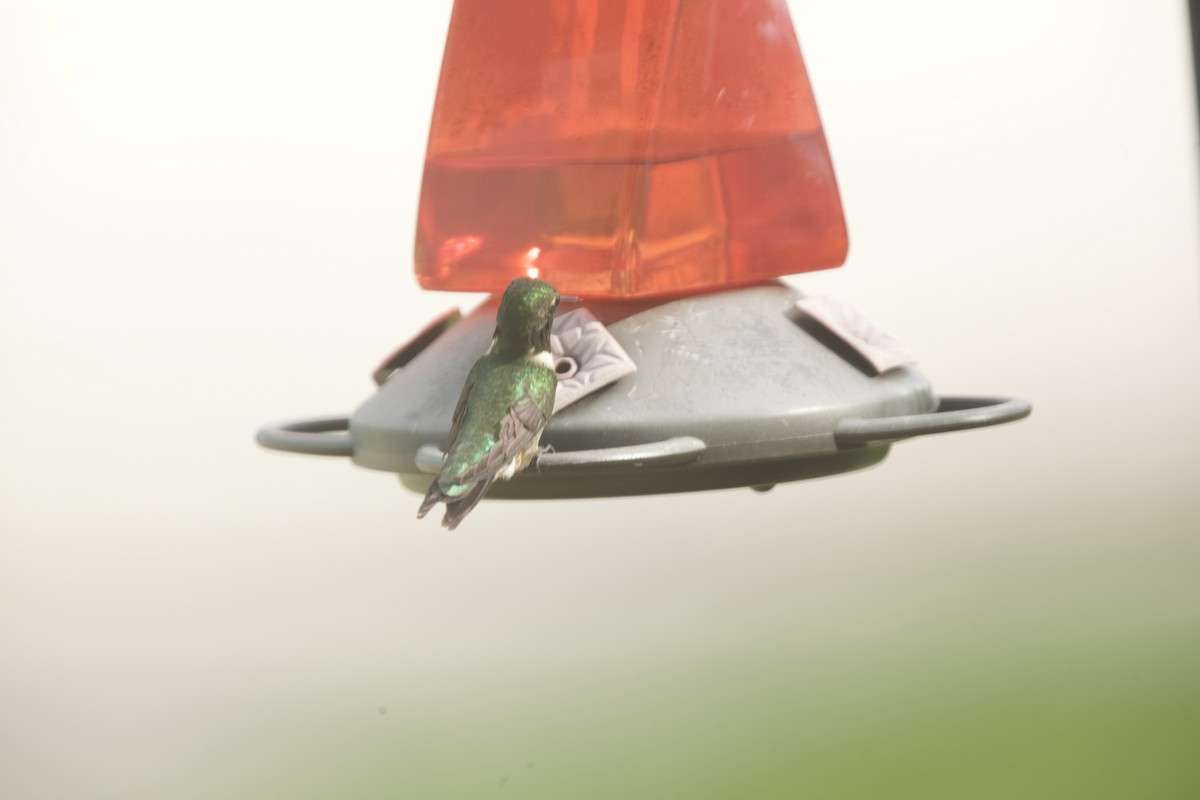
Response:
258,0,1030,496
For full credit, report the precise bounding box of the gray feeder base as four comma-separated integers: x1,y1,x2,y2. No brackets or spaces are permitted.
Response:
257,282,1031,498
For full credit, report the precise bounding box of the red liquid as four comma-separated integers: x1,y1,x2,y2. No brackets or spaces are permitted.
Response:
416,132,846,297
415,0,847,298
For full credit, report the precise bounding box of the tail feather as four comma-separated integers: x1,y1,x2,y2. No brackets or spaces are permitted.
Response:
417,477,492,530
441,480,491,531
416,481,446,519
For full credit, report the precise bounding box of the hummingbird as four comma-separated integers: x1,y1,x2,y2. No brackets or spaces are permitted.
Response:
417,278,570,530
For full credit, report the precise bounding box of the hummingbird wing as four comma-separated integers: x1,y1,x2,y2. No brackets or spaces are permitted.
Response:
444,360,483,450
416,392,548,530
452,393,549,486
415,363,483,523
418,359,553,530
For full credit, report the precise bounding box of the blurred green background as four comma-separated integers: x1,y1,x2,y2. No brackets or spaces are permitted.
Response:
2,0,1198,798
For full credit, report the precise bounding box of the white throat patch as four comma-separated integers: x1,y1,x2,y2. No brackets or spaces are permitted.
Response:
529,350,554,369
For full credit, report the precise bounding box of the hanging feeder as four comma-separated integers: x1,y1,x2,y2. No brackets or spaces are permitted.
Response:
257,0,1030,496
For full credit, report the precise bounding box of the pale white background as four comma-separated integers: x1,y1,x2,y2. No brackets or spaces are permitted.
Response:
2,1,1198,798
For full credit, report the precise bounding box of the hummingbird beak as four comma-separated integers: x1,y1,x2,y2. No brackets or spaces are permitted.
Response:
558,295,581,304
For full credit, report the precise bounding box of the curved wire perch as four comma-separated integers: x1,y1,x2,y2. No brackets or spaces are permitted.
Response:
415,436,706,474
256,417,354,457
834,395,1032,447
258,395,1032,463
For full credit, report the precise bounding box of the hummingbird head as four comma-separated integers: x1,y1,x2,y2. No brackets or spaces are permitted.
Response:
494,278,564,353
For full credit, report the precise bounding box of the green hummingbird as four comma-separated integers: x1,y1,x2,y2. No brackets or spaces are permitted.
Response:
417,278,568,530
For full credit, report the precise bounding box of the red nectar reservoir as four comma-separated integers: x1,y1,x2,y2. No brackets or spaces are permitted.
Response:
414,0,847,298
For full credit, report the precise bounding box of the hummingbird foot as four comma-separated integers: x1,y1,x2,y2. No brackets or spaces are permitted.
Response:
533,443,556,473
